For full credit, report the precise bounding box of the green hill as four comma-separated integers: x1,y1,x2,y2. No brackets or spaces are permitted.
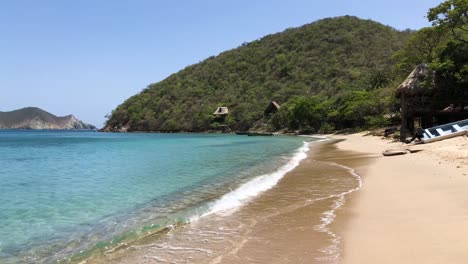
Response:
103,16,411,132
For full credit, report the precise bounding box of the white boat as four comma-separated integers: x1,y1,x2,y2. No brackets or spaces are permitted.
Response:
421,119,468,143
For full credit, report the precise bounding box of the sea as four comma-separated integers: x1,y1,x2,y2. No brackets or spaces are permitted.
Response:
0,130,329,263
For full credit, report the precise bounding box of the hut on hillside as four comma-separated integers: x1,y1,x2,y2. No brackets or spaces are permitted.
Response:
396,63,468,142
213,107,229,116
213,106,229,123
264,101,281,116
212,106,230,132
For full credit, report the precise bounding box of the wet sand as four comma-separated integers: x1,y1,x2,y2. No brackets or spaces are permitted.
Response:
333,133,468,264
85,140,371,264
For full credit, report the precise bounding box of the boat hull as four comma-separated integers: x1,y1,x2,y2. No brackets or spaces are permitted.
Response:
247,132,274,136
422,130,467,144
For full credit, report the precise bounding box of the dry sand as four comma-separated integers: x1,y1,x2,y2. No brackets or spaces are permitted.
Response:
333,133,468,264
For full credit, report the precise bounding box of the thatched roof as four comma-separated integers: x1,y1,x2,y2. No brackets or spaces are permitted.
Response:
213,107,229,115
395,64,434,98
264,101,281,115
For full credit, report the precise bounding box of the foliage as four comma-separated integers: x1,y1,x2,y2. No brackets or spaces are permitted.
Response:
270,90,391,132
430,40,468,100
392,27,448,75
426,0,468,101
271,96,331,132
103,16,410,132
428,0,468,43
391,0,468,109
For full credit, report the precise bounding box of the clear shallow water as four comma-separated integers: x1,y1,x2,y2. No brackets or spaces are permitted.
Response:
99,139,365,264
0,131,312,263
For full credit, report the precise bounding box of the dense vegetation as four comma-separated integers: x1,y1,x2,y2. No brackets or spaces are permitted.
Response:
394,0,468,101
103,16,411,132
426,0,468,100
104,1,468,133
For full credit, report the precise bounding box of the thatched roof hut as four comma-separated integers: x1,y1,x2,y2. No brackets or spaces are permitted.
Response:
395,63,434,98
397,64,435,142
396,64,468,142
264,101,281,115
213,107,229,115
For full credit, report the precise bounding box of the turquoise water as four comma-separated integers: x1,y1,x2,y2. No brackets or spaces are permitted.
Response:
0,131,312,263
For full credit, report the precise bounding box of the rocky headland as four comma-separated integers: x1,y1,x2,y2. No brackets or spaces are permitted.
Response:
0,107,96,130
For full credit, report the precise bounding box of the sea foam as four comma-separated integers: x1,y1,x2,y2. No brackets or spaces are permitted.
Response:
314,162,363,263
196,141,312,219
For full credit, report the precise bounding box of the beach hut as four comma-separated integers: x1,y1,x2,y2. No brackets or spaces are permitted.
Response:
213,107,229,116
212,106,230,131
264,101,281,116
396,64,434,142
395,64,433,98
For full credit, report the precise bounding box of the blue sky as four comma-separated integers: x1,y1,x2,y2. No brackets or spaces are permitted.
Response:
0,0,443,127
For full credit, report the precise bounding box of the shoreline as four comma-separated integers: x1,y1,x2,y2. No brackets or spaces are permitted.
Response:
64,137,318,264
331,133,468,263
60,133,468,263
2,133,311,264
85,137,370,263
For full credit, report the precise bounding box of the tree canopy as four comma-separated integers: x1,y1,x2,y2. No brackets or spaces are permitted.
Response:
428,0,468,43
425,0,468,100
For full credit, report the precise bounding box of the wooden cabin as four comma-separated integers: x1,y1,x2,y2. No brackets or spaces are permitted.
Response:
264,101,281,116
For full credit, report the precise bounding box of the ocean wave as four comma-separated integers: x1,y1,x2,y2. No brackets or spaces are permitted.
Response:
191,141,311,220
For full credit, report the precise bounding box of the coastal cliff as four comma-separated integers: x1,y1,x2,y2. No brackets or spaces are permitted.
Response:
0,107,96,130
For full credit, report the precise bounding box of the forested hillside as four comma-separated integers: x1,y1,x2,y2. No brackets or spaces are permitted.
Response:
103,16,412,132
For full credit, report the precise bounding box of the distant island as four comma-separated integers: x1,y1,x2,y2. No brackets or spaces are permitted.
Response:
0,107,96,130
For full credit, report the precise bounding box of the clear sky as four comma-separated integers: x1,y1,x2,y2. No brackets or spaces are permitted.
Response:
0,0,444,128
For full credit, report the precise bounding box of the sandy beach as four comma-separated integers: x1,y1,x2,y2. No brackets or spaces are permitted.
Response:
333,133,468,264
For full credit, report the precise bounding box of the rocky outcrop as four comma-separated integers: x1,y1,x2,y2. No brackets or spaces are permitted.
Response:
0,107,96,130
99,125,129,132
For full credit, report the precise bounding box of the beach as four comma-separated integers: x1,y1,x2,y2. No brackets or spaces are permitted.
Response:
80,137,370,264
80,133,468,263
333,133,468,264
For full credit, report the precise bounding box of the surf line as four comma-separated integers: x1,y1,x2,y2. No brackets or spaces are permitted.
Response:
313,161,363,263
196,141,310,219
190,138,331,222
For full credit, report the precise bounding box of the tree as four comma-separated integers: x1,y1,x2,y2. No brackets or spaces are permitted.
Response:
428,0,468,43
393,27,447,74
271,96,332,132
431,40,468,100
426,0,468,101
